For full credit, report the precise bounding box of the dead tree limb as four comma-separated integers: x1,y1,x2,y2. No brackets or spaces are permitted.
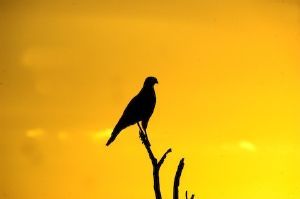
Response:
137,123,172,199
185,191,195,199
173,158,185,199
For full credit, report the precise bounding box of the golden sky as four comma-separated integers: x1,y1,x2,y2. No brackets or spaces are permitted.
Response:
1,0,300,198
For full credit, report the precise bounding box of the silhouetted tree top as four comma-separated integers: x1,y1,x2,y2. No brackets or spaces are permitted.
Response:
105,76,195,198
138,123,171,199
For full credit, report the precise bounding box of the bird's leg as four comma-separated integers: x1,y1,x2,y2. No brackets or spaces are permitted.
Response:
137,122,144,133
144,129,149,142
137,122,151,146
137,122,145,142
143,129,151,147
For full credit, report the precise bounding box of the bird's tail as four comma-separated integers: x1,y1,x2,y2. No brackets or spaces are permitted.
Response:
106,125,122,146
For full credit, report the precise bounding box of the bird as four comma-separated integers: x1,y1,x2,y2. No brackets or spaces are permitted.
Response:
106,76,158,146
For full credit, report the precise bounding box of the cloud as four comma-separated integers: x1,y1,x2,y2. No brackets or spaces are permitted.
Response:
221,140,257,153
239,140,256,152
22,47,71,70
26,128,45,138
90,128,112,142
57,131,69,141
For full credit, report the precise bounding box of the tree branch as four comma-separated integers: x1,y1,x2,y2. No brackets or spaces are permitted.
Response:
158,148,172,168
137,123,172,199
139,129,157,165
137,123,194,199
185,191,195,199
173,158,185,199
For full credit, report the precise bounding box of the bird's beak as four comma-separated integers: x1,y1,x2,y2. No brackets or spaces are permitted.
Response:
155,79,158,84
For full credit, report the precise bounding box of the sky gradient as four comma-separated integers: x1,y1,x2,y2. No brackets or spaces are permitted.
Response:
1,0,300,198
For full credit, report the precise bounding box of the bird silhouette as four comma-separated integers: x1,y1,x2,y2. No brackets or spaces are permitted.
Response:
106,76,158,146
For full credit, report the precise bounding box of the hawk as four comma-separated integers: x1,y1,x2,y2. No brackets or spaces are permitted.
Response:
106,76,158,146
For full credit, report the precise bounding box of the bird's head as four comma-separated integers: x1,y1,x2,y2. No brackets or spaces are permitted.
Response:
144,76,158,87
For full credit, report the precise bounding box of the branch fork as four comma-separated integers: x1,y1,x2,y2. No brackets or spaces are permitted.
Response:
137,122,172,199
137,123,194,199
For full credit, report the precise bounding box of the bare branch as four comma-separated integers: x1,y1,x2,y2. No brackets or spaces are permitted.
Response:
136,123,193,199
139,129,157,165
158,148,172,168
186,190,195,199
137,123,172,199
173,158,185,199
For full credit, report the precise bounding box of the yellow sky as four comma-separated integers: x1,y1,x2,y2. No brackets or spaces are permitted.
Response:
1,0,300,198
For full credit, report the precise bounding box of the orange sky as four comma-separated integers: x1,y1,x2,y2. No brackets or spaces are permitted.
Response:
1,0,300,199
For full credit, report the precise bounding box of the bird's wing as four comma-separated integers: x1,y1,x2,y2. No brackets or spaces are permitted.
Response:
106,94,143,146
116,94,144,129
106,87,156,146
141,100,155,130
141,88,156,130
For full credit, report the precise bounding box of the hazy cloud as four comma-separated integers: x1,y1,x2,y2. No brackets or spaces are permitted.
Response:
239,140,256,152
221,140,257,153
26,128,45,138
90,128,112,142
57,131,69,141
